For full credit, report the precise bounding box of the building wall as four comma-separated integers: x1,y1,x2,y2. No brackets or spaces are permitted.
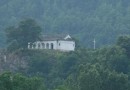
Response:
57,41,75,51
35,41,58,50
28,40,75,51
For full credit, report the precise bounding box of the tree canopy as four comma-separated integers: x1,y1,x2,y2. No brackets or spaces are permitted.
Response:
0,72,45,90
6,19,42,51
0,0,130,48
0,36,130,90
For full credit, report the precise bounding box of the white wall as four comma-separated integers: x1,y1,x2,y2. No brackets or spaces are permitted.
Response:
58,41,75,51
29,40,75,51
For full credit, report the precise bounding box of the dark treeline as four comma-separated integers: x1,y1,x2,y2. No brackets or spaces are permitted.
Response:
0,0,130,47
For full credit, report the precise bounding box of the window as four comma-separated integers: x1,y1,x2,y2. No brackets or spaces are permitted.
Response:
51,43,54,49
46,43,49,49
38,43,41,49
42,43,45,49
33,44,36,49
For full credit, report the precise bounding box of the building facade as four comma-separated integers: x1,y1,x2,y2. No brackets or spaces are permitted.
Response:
28,35,75,51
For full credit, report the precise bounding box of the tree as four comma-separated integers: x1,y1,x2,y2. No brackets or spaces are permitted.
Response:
97,46,130,74
116,36,130,56
78,64,102,90
6,19,42,51
78,64,129,90
0,72,45,90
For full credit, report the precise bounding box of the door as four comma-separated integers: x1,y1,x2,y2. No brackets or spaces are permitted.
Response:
51,43,54,49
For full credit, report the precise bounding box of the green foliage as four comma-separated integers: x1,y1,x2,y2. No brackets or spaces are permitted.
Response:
22,45,130,90
0,0,130,48
28,50,55,75
78,64,102,90
78,64,129,90
94,46,130,74
1,35,130,90
6,19,41,51
1,1,130,89
116,36,130,56
54,85,70,90
0,72,45,90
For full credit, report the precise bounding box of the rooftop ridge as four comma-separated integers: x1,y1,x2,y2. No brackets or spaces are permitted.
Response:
39,34,74,41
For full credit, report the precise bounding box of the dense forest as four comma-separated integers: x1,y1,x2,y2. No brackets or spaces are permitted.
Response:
0,36,130,90
0,19,129,90
1,0,130,48
0,0,130,90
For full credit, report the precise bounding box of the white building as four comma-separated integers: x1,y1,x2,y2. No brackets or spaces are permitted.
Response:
28,35,75,51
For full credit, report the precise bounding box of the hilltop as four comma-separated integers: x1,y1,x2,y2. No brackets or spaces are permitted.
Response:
0,0,130,48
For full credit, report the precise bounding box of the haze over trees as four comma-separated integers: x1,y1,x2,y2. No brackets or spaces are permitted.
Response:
0,0,130,90
6,19,41,51
0,0,130,48
1,22,130,89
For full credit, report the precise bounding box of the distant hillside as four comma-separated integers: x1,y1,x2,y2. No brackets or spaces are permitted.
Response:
0,0,130,48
